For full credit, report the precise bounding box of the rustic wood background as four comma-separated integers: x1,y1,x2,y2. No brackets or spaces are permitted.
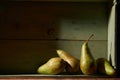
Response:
0,1,109,74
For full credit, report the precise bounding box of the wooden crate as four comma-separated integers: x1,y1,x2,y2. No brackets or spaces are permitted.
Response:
0,0,117,77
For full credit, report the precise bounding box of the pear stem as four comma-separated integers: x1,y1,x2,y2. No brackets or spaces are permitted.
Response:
86,34,94,43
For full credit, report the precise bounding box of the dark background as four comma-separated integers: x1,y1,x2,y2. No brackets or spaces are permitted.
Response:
116,0,120,77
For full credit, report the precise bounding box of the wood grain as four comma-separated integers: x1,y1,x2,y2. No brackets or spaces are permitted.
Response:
0,2,108,40
0,1,110,75
0,40,107,74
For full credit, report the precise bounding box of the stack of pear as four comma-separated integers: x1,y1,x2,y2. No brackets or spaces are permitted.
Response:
56,50,80,74
96,58,116,76
80,34,96,75
37,57,66,75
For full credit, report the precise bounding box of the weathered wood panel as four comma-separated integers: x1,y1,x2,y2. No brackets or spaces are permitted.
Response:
0,40,107,74
0,2,109,74
0,2,108,40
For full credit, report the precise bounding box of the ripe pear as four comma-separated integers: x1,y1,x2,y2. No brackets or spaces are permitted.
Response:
80,34,96,75
96,58,116,76
37,57,66,75
56,49,80,74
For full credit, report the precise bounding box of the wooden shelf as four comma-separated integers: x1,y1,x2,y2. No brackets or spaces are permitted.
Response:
1,0,110,2
0,74,117,80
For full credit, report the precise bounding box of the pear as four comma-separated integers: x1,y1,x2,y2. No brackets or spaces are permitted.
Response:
80,34,96,75
37,57,66,75
56,50,80,74
96,58,116,76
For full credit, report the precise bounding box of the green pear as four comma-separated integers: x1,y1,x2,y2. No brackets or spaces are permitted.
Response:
80,34,96,75
56,49,80,74
37,57,66,75
96,58,116,76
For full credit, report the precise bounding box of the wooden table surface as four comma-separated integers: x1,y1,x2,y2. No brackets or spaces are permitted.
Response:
0,75,119,80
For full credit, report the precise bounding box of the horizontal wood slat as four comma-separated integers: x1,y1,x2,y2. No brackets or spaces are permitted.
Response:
0,40,107,74
0,2,108,40
0,76,118,80
1,0,109,2
0,75,118,80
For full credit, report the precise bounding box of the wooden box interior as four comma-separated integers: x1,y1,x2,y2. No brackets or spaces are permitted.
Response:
0,0,116,76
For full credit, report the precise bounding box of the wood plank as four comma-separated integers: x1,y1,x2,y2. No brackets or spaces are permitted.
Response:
0,78,118,80
0,75,118,80
0,40,107,74
0,0,109,2
0,2,108,40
